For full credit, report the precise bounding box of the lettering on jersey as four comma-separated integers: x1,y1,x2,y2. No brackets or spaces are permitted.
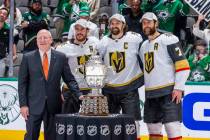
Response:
144,52,154,73
89,45,94,53
124,42,128,49
175,47,183,56
154,43,159,50
77,55,91,74
109,51,126,73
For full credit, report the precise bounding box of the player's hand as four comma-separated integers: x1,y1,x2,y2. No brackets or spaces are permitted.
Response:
172,89,183,104
20,106,29,120
79,95,84,100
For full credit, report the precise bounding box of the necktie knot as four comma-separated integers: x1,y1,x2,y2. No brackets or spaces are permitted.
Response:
42,53,49,79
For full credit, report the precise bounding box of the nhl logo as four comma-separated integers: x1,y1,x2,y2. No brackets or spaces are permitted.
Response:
114,125,122,136
67,124,73,135
100,125,110,136
87,125,97,136
57,123,65,135
77,125,85,136
125,124,136,135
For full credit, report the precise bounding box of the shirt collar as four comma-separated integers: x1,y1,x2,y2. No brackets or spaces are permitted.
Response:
39,48,51,57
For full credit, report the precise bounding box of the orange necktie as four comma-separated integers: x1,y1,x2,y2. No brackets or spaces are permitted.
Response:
42,53,49,79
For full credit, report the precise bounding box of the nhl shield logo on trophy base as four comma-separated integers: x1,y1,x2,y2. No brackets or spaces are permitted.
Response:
79,52,109,116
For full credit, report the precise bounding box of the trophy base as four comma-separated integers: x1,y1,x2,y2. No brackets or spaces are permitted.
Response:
79,95,109,116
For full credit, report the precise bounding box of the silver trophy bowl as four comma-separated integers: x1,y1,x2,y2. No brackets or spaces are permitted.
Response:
84,54,107,95
79,52,109,116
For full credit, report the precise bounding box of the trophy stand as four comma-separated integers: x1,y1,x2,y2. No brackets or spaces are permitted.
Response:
79,53,109,116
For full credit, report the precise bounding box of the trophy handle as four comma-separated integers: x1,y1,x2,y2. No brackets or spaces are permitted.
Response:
104,66,116,83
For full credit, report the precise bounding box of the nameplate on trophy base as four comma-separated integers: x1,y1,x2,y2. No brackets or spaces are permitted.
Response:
79,95,109,116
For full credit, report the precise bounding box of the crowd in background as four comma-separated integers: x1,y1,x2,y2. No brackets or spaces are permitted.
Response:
0,0,209,82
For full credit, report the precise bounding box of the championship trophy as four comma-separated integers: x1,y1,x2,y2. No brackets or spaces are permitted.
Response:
79,48,109,116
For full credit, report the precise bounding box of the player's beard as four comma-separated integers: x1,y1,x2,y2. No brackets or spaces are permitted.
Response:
76,34,87,42
110,27,121,35
143,26,156,36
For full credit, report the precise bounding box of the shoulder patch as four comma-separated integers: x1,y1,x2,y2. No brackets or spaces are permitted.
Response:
162,33,179,45
164,32,173,37
127,31,142,43
130,31,139,36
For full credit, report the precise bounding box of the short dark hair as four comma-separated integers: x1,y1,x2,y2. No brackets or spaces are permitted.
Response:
0,7,9,17
194,39,207,47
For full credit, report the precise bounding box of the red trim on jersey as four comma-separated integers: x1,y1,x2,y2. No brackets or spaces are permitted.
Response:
169,136,182,140
175,67,190,72
137,138,141,140
149,134,163,137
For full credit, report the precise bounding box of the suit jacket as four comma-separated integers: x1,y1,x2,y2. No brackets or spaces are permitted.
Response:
18,49,82,115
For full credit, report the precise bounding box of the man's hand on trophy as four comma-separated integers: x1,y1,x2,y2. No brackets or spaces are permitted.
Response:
79,95,84,100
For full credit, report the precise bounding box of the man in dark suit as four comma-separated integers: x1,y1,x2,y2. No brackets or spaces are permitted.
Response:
18,29,83,140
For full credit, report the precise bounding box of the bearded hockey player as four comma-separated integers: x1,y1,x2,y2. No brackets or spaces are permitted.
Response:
56,19,99,113
139,12,190,140
98,13,144,140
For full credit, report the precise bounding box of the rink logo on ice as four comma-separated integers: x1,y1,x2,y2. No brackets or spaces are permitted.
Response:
183,93,210,131
0,84,20,125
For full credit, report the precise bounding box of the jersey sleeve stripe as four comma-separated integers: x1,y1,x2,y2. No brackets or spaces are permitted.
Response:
175,67,190,72
175,59,190,72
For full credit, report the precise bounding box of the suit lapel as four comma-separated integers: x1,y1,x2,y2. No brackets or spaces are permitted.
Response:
47,50,56,81
35,50,45,78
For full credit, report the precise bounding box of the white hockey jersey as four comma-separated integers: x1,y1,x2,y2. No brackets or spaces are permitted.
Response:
56,37,99,90
98,32,144,94
139,33,190,98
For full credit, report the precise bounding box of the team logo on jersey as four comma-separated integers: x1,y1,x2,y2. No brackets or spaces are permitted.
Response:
154,43,159,50
156,10,171,22
77,55,91,74
109,51,125,73
124,42,128,49
144,52,154,73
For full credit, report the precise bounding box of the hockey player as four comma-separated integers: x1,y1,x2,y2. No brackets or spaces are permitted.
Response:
56,19,99,113
98,13,144,140
138,12,190,140
67,6,99,40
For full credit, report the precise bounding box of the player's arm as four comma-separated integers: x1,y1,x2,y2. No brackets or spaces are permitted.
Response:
167,40,190,91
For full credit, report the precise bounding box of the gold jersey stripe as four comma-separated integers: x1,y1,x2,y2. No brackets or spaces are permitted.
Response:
80,88,91,91
145,83,175,91
106,73,143,87
175,59,190,71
